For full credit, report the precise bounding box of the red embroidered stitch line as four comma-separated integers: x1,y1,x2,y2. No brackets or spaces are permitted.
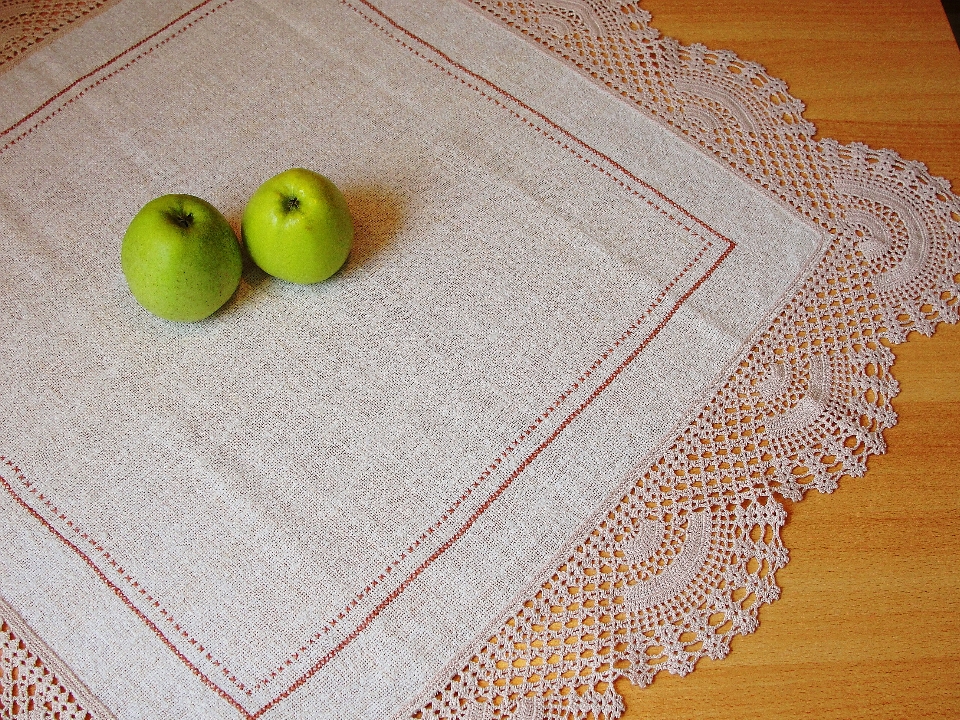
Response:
250,239,719,692
0,0,234,155
252,241,735,719
1,460,255,692
241,0,742,690
347,0,723,244
0,459,256,720
2,239,723,704
1,0,737,713
2,236,723,705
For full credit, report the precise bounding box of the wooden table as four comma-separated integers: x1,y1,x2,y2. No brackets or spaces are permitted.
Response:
1,2,957,717
618,1,960,717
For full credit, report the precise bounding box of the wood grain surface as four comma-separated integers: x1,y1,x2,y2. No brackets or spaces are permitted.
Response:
617,1,960,718
2,2,957,718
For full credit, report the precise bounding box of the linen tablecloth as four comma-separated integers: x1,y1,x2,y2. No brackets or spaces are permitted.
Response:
1,1,958,719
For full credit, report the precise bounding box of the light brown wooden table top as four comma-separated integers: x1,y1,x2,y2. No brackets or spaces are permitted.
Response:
617,1,960,717
1,2,956,717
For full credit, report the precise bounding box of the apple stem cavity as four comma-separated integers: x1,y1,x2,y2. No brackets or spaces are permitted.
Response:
282,196,301,213
166,209,195,230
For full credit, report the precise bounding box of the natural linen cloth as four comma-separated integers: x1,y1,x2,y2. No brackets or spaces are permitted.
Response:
1,1,958,719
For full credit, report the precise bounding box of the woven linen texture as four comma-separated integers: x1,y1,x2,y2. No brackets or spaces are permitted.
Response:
0,1,958,719
0,0,820,716
0,0,122,69
402,2,960,719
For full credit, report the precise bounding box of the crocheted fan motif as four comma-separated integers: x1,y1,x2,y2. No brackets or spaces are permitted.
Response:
1,2,958,719
406,2,959,718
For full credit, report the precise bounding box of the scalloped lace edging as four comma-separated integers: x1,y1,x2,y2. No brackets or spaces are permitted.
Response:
2,2,958,719
406,2,960,719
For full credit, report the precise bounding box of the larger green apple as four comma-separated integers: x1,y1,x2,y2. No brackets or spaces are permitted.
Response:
241,168,353,284
121,194,242,322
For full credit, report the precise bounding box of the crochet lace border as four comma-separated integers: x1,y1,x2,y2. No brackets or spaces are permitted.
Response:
2,2,958,719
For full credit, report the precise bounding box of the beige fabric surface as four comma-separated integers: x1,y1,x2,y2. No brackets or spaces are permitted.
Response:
0,0,124,71
0,0,822,717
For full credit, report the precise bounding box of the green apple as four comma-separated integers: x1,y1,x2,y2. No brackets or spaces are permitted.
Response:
121,194,242,322
241,168,353,284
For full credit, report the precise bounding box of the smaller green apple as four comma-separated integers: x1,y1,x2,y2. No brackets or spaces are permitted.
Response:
241,168,353,284
121,194,242,322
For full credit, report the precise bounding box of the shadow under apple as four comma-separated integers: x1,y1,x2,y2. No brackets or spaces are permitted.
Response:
214,183,406,318
337,184,407,275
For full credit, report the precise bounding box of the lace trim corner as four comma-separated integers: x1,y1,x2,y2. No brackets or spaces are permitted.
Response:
409,3,960,718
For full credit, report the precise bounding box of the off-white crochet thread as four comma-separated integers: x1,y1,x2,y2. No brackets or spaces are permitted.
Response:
403,2,959,719
0,0,122,69
1,2,958,720
0,597,115,720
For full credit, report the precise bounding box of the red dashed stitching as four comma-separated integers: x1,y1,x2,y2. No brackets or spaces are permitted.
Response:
243,0,737,689
0,0,233,155
252,243,734,719
1,0,736,712
0,458,256,720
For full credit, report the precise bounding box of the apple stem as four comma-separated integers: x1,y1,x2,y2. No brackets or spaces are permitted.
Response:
166,209,194,229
